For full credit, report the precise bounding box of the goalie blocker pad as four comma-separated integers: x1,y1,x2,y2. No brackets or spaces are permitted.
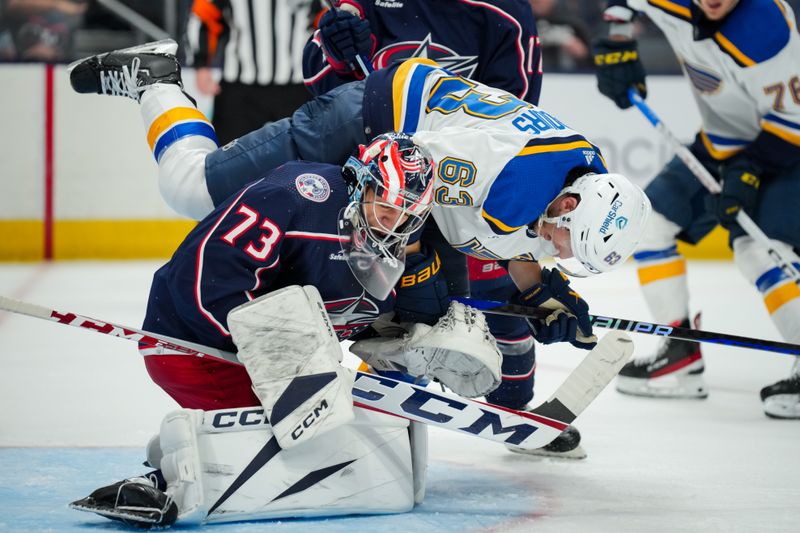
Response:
227,285,355,449
155,406,427,524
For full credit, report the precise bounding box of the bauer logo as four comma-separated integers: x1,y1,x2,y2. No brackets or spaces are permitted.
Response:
295,174,330,203
599,200,624,234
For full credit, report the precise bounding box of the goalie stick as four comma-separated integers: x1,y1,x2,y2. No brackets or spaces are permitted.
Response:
627,88,800,284
456,296,800,356
0,294,631,450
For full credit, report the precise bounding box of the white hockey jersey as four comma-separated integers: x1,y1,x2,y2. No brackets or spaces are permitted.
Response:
609,0,800,170
364,59,609,260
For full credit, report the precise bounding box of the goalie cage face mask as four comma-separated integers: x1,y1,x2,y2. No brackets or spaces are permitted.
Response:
338,133,435,300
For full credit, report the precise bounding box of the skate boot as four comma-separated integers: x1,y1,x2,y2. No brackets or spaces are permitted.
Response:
68,39,181,101
616,316,707,399
507,423,587,460
760,360,800,419
70,473,177,528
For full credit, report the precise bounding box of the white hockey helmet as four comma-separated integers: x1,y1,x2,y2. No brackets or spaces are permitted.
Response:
540,173,652,276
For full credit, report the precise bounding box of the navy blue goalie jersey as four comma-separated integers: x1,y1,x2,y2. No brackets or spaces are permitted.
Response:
143,161,396,353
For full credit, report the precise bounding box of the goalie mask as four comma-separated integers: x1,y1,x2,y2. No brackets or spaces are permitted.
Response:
338,133,435,300
537,173,652,277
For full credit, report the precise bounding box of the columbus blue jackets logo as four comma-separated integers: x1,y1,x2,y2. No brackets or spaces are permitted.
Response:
325,293,382,339
295,174,331,203
373,33,479,79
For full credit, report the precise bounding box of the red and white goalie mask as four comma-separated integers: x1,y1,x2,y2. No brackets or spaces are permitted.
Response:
338,133,435,300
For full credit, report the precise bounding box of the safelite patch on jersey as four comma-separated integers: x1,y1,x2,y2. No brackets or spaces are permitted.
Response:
295,174,330,203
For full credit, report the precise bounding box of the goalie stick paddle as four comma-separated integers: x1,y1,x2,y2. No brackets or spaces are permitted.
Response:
627,88,800,284
0,294,631,450
456,296,800,356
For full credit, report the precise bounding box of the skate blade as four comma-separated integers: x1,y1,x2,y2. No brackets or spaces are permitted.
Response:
763,395,800,419
69,501,161,524
616,374,708,399
507,443,587,460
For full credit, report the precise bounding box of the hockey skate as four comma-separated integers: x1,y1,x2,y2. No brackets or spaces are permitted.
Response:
760,359,800,419
68,39,181,101
70,474,177,528
616,316,707,399
507,424,586,460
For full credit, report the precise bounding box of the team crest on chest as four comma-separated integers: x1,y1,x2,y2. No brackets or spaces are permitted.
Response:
295,174,331,203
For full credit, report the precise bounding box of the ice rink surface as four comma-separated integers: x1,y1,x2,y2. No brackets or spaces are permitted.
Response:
1,260,798,532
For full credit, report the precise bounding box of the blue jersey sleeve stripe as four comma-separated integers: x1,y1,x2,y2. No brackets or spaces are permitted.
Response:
704,132,749,146
763,113,800,132
154,122,218,162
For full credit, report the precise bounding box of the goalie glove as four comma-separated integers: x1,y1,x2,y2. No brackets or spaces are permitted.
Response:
350,302,502,398
517,268,598,350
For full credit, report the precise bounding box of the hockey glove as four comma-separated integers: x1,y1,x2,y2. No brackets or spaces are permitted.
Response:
516,268,597,349
319,9,374,74
711,155,762,230
393,244,450,325
593,37,647,109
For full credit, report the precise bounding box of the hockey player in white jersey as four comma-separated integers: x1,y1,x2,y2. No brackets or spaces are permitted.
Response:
67,44,650,319
594,0,800,418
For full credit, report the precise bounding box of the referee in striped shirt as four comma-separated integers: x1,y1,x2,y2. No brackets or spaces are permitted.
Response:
186,0,320,144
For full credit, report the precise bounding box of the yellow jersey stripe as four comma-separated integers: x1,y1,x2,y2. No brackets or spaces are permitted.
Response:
648,0,691,19
391,58,439,132
762,121,800,146
764,281,800,314
147,107,211,151
713,32,756,67
637,258,686,285
518,140,594,156
481,209,524,233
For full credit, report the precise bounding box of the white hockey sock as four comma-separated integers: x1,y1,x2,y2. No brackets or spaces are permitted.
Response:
734,237,800,343
139,84,217,219
634,245,690,324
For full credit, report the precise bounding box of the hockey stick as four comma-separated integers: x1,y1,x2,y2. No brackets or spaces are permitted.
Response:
627,88,800,284
456,296,800,356
0,294,631,450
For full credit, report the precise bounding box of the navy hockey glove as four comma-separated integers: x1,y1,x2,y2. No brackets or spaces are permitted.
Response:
516,268,597,350
393,245,450,325
319,9,374,73
712,155,762,230
593,37,647,109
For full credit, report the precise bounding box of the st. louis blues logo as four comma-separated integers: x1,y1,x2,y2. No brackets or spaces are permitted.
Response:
372,34,479,79
295,174,331,203
325,293,382,339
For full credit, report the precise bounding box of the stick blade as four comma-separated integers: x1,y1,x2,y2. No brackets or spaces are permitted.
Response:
530,331,634,424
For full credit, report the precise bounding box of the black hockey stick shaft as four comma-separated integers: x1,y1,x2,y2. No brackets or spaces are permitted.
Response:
456,297,800,356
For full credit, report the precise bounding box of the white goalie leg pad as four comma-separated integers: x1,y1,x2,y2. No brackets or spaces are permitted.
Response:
139,84,216,220
158,406,420,524
350,302,502,398
228,285,354,449
733,236,800,343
